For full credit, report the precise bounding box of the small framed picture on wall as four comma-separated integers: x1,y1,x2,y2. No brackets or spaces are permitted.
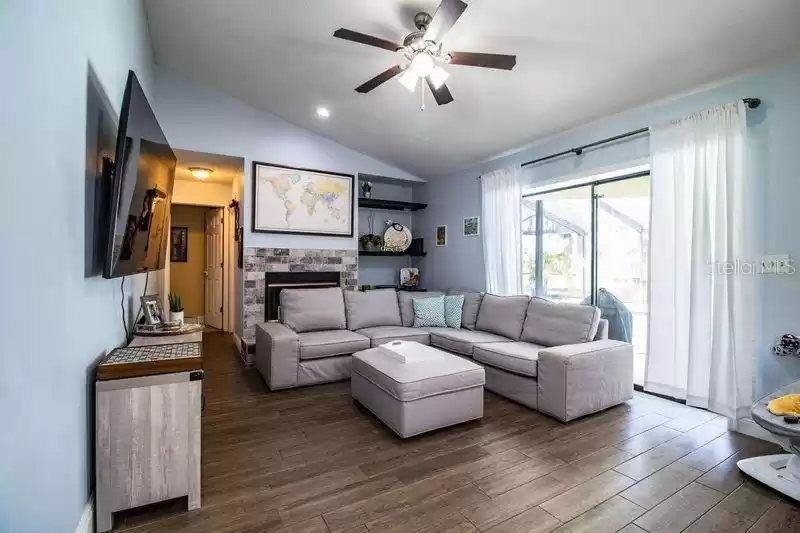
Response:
171,226,188,262
435,225,447,247
463,216,480,237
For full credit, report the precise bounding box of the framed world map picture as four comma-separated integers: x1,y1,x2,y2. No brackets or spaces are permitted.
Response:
252,162,354,237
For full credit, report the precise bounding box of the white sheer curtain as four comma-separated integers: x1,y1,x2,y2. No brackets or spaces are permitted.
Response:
481,167,522,295
646,101,757,420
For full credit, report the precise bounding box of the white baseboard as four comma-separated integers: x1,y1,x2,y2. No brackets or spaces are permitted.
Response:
75,494,94,533
732,417,776,444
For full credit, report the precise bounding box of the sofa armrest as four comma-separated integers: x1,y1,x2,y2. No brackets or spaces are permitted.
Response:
537,340,633,422
255,322,300,390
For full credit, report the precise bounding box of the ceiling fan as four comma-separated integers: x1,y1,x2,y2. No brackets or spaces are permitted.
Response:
333,0,516,109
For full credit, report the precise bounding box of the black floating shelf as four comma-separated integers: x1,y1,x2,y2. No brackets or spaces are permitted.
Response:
358,250,427,257
358,198,427,212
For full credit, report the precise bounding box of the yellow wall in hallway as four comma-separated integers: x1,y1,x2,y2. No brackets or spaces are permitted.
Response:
170,205,207,317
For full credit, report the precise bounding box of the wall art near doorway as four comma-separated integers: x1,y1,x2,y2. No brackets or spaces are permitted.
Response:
252,161,354,237
171,226,188,262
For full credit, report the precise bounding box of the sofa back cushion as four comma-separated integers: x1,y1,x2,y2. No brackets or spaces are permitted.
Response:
474,294,530,340
344,289,402,330
521,297,601,347
281,287,346,333
398,290,444,327
447,289,484,330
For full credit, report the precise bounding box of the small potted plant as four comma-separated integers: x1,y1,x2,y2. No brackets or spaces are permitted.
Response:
168,293,184,325
359,234,383,252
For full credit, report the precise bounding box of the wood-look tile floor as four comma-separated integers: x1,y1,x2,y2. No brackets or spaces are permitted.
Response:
114,332,800,533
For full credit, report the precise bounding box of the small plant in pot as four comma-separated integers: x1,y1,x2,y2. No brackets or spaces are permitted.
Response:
359,234,382,252
168,293,185,325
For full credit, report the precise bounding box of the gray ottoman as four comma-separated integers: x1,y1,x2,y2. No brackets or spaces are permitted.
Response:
351,342,485,438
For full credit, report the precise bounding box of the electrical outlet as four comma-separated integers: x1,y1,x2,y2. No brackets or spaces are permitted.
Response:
762,254,792,274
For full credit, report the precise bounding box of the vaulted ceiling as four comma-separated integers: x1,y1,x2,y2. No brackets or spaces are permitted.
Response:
146,0,800,178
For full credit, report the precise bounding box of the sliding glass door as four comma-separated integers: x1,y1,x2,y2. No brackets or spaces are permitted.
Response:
523,173,651,386
594,176,651,386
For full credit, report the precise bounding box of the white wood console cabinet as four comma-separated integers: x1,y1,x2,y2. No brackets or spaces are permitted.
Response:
95,337,203,532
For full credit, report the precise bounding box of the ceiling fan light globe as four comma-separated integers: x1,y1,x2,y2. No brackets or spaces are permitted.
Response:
428,66,450,89
410,53,435,76
398,70,419,92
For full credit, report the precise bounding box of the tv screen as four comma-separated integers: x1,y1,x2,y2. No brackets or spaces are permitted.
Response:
103,71,176,279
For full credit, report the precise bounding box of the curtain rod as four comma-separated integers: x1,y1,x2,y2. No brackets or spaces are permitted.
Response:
476,97,761,178
518,97,761,169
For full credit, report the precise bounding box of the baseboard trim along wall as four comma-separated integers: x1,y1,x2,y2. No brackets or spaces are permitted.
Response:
75,494,94,533
732,417,776,444
233,332,250,366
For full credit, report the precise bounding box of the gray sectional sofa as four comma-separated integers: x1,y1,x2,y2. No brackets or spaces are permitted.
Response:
254,287,634,422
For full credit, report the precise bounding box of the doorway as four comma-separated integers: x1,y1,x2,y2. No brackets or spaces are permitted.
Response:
170,205,224,328
160,148,245,334
522,170,651,386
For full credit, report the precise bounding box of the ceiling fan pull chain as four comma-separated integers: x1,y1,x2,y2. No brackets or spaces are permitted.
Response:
420,76,425,111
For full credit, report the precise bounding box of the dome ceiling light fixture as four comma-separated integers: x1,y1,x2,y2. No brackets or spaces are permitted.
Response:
188,167,213,179
333,0,516,111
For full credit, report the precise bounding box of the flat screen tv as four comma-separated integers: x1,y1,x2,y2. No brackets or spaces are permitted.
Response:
103,70,176,279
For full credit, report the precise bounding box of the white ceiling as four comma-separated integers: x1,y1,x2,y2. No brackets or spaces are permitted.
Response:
146,0,800,178
173,148,244,184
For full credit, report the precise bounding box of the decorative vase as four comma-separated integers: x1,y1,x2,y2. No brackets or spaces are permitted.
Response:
170,310,185,325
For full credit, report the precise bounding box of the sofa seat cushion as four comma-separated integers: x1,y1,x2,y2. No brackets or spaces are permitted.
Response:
356,326,431,347
352,345,485,402
298,330,370,360
473,342,544,377
428,328,513,356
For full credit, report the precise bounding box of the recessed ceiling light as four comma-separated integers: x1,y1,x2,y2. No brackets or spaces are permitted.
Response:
188,167,213,179
316,106,331,119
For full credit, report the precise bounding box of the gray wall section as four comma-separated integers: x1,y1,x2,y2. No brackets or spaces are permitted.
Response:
415,56,800,397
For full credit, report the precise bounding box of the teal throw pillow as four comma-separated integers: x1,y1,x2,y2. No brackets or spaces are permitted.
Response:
413,295,447,328
444,294,464,328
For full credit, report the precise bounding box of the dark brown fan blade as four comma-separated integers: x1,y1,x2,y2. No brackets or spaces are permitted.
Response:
447,52,516,70
355,65,404,93
333,28,402,52
426,77,454,106
423,0,468,43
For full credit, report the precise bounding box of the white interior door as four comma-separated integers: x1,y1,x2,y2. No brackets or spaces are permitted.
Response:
205,208,224,329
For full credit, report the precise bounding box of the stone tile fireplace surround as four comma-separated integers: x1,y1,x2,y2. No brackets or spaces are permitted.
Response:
242,247,357,362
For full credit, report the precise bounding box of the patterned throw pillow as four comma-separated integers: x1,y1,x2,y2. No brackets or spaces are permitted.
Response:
412,295,448,328
444,294,464,328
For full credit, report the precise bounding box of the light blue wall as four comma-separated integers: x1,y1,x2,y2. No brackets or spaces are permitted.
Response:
152,68,426,302
0,1,156,532
414,56,800,396
152,67,424,254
